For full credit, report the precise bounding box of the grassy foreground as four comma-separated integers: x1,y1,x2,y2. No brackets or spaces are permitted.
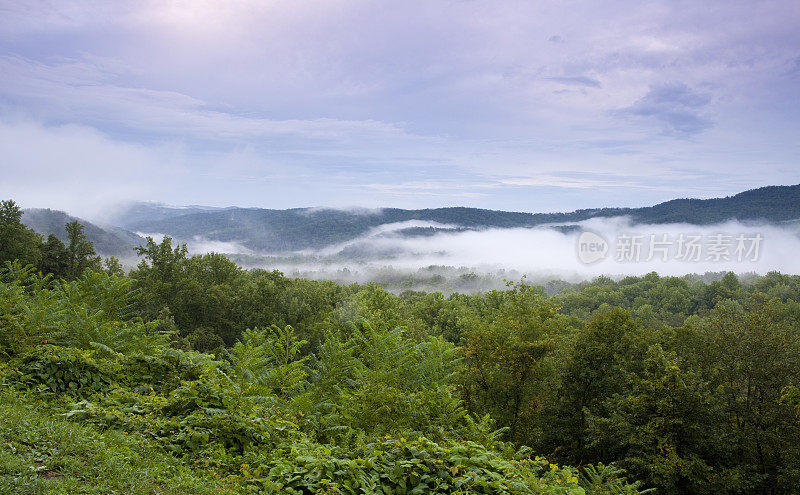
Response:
0,391,234,495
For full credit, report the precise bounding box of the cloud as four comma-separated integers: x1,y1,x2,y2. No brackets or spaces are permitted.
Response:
229,217,800,287
546,76,602,88
0,119,178,217
616,82,713,135
0,56,409,144
784,56,800,77
1,1,799,213
135,232,252,255
364,180,498,192
186,237,253,255
312,220,461,256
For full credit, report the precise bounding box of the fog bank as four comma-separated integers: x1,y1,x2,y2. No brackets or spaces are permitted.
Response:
189,217,796,291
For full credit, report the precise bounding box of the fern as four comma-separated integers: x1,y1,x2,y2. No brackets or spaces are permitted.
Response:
229,324,308,401
580,463,654,495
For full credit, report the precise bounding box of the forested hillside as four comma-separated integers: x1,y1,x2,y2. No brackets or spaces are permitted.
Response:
2,198,800,494
118,184,800,252
22,208,143,257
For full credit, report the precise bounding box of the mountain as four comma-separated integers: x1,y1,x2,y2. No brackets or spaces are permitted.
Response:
105,202,232,227
624,185,800,224
519,184,800,226
22,209,145,257
115,184,800,253
121,207,551,252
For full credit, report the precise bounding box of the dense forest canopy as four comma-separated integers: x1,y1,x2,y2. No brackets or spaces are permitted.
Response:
2,198,800,494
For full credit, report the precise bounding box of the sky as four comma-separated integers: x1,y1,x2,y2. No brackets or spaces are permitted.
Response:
1,0,798,218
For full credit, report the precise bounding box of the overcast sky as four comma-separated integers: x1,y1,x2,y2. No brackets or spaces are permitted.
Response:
1,0,798,217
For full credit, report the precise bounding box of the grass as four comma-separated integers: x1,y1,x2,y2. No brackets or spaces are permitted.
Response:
0,391,237,495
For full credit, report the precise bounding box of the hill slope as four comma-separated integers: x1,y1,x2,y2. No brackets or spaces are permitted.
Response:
22,208,144,257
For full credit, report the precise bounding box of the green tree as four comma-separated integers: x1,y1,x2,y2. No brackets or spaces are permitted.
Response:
459,282,572,444
229,325,308,401
540,307,650,465
131,235,188,322
103,256,125,277
304,320,466,443
0,199,42,267
588,345,733,494
701,298,800,493
39,234,69,277
64,220,101,279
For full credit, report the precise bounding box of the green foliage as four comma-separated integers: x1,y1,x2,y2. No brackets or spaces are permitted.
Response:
39,234,69,278
296,320,469,447
685,298,800,493
1,201,118,281
0,263,33,357
2,266,613,492
0,390,236,494
0,264,170,357
229,325,308,400
580,464,652,495
0,200,42,268
64,221,102,279
253,438,586,494
460,283,573,444
103,256,125,277
539,308,650,465
587,345,731,493
5,207,800,493
11,345,116,397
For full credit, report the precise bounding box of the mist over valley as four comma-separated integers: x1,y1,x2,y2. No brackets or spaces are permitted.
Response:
20,184,800,292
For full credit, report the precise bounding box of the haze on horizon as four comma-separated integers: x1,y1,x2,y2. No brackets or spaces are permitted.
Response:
1,0,799,218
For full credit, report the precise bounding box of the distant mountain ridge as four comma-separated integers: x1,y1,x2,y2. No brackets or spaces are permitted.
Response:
113,184,800,253
107,202,232,227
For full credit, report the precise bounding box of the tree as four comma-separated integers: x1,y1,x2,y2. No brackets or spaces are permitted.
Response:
229,325,308,401
540,307,650,465
588,345,733,494
39,234,69,277
134,235,188,280
131,235,188,321
103,256,125,277
459,282,572,444
64,220,101,279
700,298,800,493
0,199,42,267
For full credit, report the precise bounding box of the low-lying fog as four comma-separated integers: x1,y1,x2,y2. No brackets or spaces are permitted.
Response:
142,217,800,293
